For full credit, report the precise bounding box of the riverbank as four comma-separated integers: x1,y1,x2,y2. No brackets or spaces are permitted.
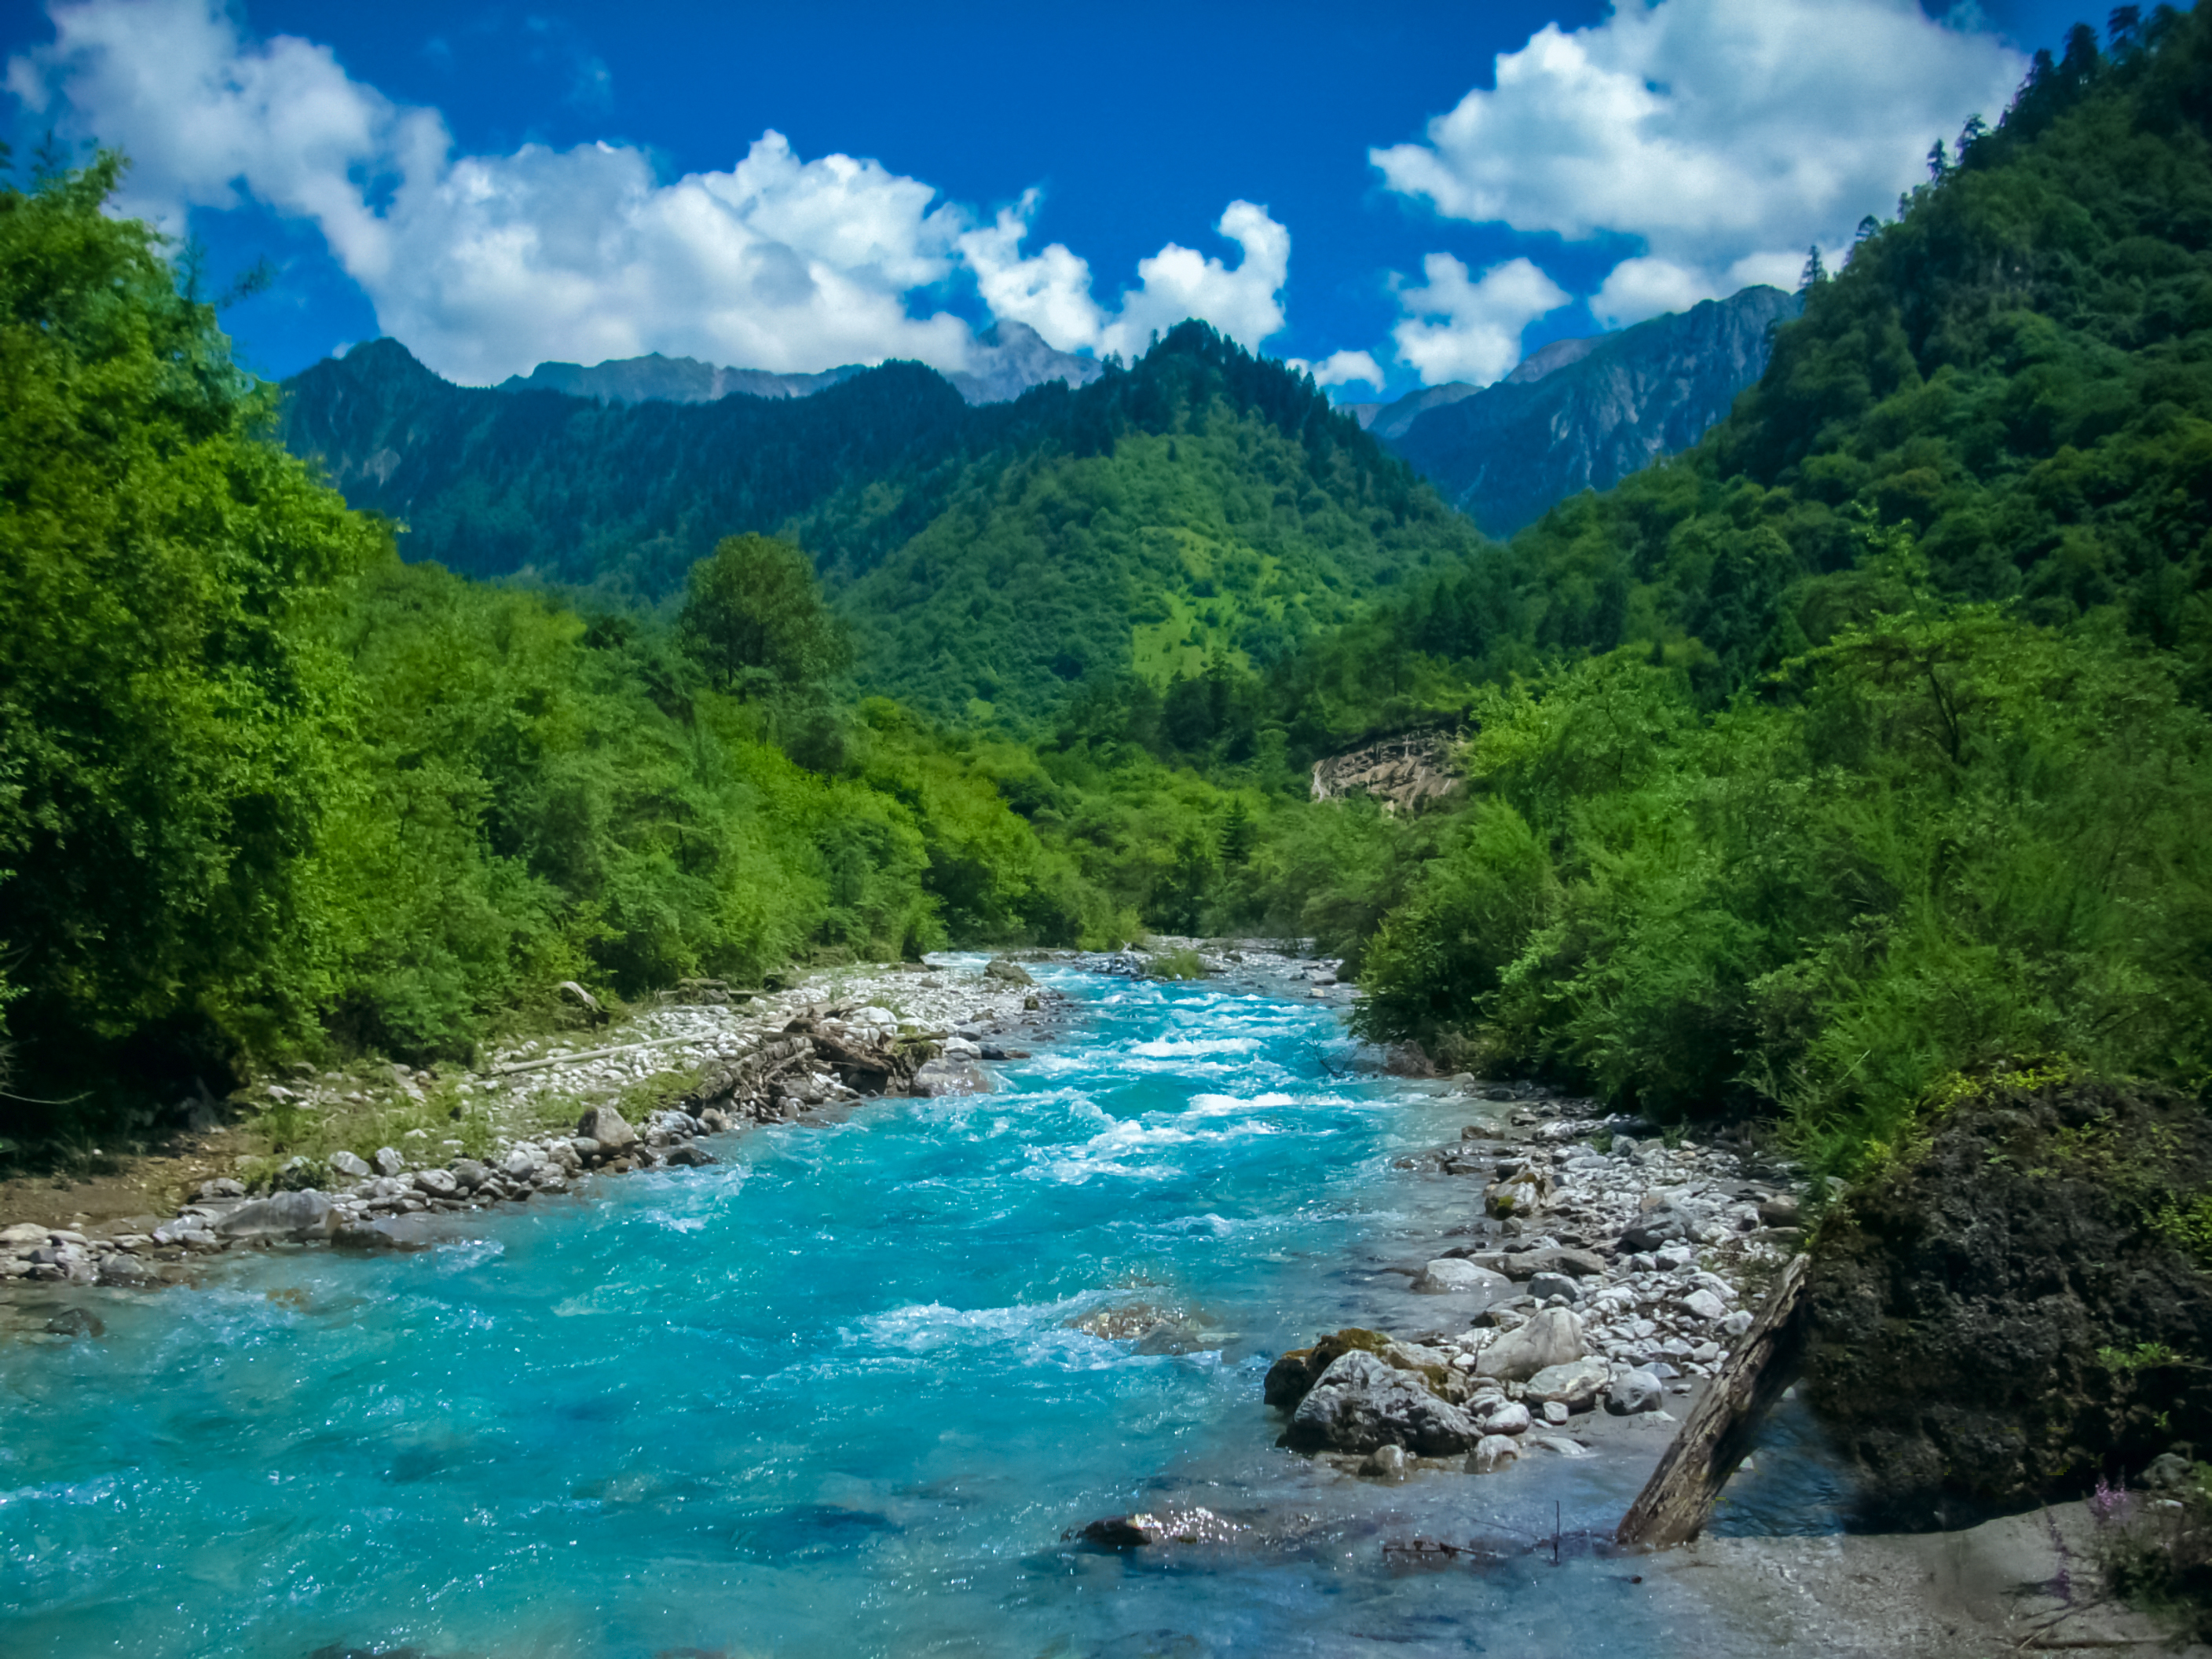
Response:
1254,1072,1807,1487
0,941,1346,1298
0,952,1075,1295
1657,1497,2211,1656
6,948,2198,1655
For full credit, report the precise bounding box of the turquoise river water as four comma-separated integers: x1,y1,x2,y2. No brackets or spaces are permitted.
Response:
1,961,1834,1657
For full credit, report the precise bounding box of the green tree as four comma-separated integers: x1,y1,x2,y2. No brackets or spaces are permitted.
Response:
0,152,382,1123
678,533,851,698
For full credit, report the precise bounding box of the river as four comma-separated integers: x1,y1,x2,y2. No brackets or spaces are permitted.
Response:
2,958,1833,1657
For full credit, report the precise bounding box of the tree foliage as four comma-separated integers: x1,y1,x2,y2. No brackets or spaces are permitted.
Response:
0,159,1120,1141
679,532,852,696
0,152,383,1091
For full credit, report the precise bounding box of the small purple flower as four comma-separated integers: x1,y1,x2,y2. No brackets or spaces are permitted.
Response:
2091,1474,2129,1525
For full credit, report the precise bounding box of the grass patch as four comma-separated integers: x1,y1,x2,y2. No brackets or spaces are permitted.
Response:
1148,947,1212,981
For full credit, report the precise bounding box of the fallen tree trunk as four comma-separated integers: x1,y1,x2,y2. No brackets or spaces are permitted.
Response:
493,1034,701,1075
1617,1251,1811,1548
682,1035,815,1116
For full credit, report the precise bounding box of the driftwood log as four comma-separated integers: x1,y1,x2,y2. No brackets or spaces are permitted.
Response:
680,1035,818,1119
676,1017,933,1121
807,1027,925,1094
1617,1251,1811,1548
493,1034,699,1076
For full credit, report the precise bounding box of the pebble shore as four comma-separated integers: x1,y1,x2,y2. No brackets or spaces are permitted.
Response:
1262,1082,1811,1478
0,954,1066,1292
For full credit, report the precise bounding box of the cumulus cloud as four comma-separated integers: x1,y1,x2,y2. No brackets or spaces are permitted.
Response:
1391,255,1568,386
1375,0,2025,326
1288,349,1386,391
6,0,1295,382
958,191,1290,359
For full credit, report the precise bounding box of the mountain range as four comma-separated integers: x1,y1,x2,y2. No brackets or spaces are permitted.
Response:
1354,285,1802,537
494,320,1102,408
279,324,1481,723
276,292,1796,721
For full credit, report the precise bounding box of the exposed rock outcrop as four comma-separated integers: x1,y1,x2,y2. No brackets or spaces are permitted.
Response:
1374,285,1802,537
1804,1073,2212,1529
1309,726,1463,813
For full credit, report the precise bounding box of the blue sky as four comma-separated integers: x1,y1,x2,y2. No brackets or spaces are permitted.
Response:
3,0,2111,398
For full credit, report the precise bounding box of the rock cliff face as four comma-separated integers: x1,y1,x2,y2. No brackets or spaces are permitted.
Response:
1310,727,1463,812
499,355,866,405
1804,1074,2212,1531
493,320,1100,408
1373,285,1802,537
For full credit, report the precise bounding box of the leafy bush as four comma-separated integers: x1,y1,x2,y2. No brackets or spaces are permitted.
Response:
1353,610,2212,1170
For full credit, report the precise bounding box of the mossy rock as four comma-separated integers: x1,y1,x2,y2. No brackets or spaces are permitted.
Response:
1806,1073,2212,1529
1262,1328,1449,1411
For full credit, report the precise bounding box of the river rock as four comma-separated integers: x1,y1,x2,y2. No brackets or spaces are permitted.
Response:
1621,1201,1697,1252
1417,1258,1510,1295
1503,1246,1608,1281
1069,1506,1243,1548
1479,1401,1532,1435
1758,1192,1803,1227
983,957,1035,987
1485,1170,1551,1219
503,1148,539,1178
910,1058,991,1097
1606,1370,1665,1415
195,1177,246,1200
1475,1307,1584,1381
1528,1271,1580,1304
412,1169,459,1199
372,1147,406,1177
1467,1434,1520,1474
333,1222,420,1252
45,1307,104,1339
1524,1356,1610,1412
663,1143,718,1167
576,1106,637,1151
1681,1287,1728,1323
328,1150,371,1180
97,1252,163,1287
1283,1350,1481,1456
1,1222,48,1248
215,1189,336,1240
1359,1444,1409,1478
2144,1452,2194,1491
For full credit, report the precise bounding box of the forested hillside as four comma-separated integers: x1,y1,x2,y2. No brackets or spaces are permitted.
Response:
0,160,1122,1141
11,7,2212,1191
1261,5,2212,1176
279,341,980,595
284,325,1485,724
813,328,1484,720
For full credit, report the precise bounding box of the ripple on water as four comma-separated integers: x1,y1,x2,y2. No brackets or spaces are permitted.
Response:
0,965,1814,1658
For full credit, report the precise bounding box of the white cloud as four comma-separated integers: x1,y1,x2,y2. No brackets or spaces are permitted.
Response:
958,189,1107,353
1588,256,1714,329
958,191,1291,359
7,0,1297,383
1289,350,1386,390
1390,254,1569,386
1102,200,1288,357
1375,0,2024,330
